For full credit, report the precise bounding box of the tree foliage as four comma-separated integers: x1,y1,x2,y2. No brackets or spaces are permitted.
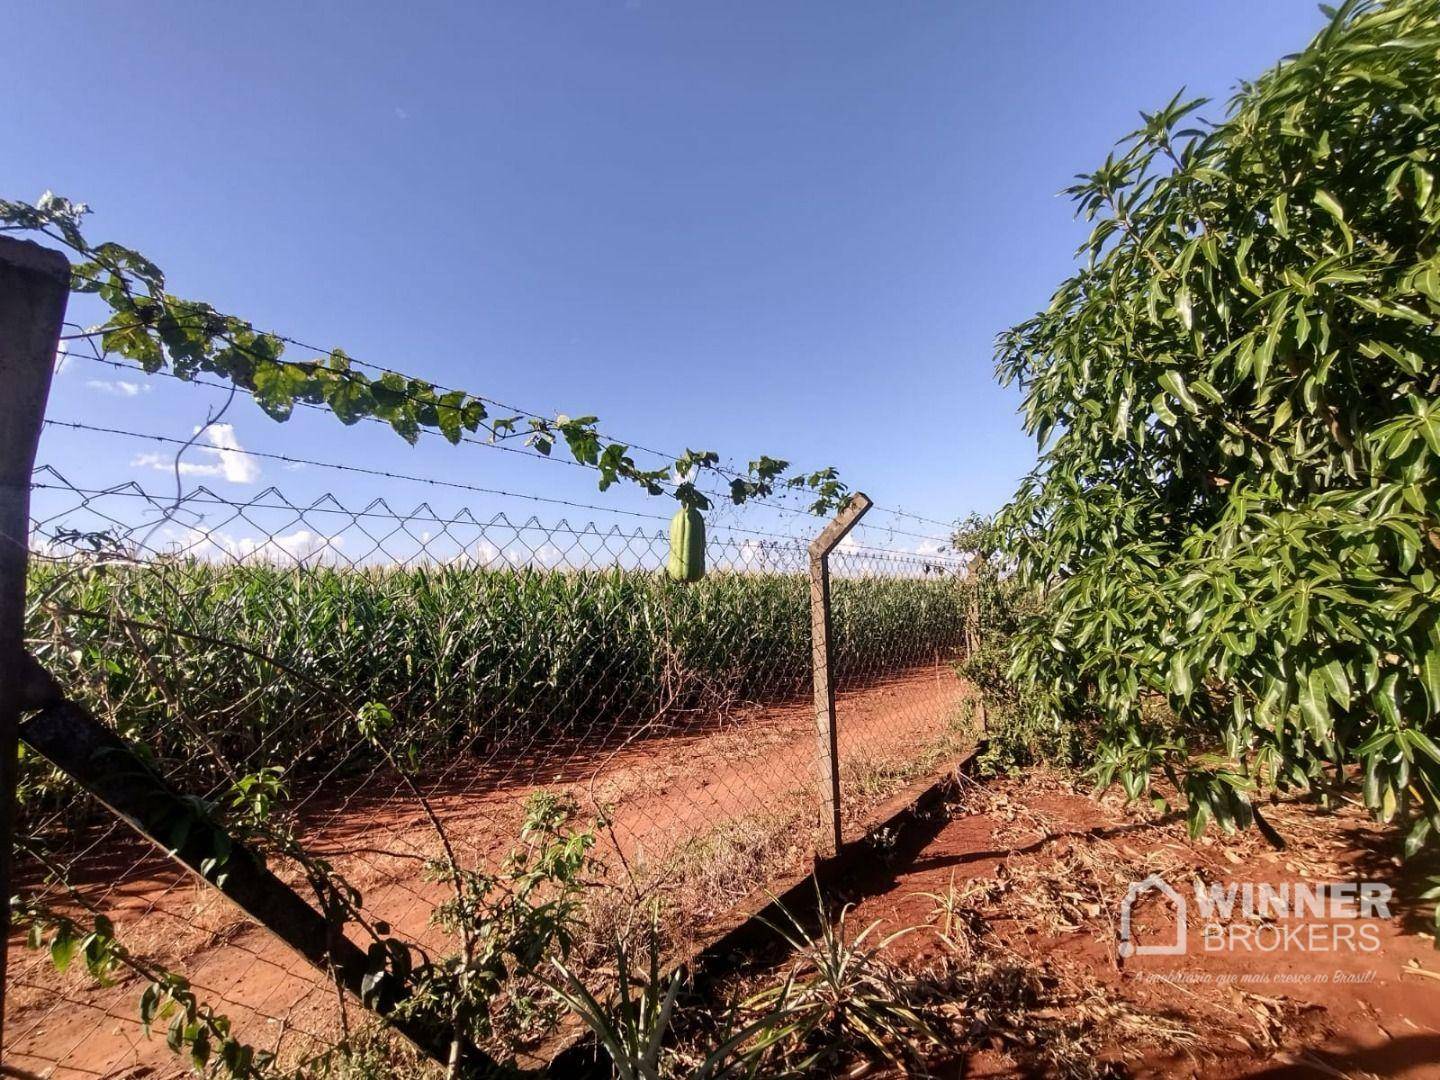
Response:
995,0,1440,859
0,196,848,514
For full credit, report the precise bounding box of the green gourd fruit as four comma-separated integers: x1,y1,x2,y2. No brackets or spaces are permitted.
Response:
666,506,705,582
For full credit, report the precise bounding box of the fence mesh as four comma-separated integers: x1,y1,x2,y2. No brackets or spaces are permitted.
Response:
9,463,979,1078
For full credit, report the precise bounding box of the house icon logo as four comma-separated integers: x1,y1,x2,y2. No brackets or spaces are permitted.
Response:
1118,873,1187,957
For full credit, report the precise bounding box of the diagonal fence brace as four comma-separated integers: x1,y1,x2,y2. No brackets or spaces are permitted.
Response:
15,653,488,1072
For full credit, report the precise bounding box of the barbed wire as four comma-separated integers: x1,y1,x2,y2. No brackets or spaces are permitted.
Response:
40,420,973,563
865,504,961,531
42,419,674,523
64,350,962,548
58,296,826,505
28,469,967,568
59,279,964,537
68,349,821,527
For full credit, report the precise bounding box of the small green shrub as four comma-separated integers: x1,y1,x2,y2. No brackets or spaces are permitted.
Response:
394,791,597,1063
964,637,1089,775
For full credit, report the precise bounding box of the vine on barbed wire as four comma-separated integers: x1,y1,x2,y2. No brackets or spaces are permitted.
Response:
1,193,849,514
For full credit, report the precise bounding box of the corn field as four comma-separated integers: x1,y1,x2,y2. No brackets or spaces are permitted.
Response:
26,559,969,803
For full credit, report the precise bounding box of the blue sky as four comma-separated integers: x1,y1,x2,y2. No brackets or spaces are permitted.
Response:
12,1,1324,554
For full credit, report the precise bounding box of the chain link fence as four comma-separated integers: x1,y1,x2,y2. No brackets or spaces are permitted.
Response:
9,466,981,1078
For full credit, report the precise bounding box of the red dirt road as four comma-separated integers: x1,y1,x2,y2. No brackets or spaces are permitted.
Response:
5,665,972,1078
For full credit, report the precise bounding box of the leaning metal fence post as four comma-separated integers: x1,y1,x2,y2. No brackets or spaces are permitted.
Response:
0,236,70,1054
808,492,872,858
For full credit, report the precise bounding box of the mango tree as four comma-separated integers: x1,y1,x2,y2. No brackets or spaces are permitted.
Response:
994,0,1440,904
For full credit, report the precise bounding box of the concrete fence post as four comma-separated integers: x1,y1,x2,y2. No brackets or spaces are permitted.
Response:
0,236,70,1054
808,492,872,858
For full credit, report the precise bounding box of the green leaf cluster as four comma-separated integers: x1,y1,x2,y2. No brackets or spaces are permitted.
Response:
995,0,1440,864
394,791,596,1055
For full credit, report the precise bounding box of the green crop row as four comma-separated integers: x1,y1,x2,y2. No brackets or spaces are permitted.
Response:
26,560,972,795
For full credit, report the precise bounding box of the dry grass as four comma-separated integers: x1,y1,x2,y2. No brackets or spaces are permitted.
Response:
915,947,1197,1080
581,703,979,967
577,806,815,972
839,701,978,828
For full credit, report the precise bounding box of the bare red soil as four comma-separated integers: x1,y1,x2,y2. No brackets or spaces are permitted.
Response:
4,665,971,1078
838,770,1440,1078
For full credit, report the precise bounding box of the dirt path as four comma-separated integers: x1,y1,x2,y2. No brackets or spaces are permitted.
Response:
4,665,972,1079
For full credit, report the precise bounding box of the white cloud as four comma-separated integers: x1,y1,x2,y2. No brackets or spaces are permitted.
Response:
133,452,198,475
502,543,564,568
131,423,260,484
394,106,410,120
531,543,564,568
165,525,343,565
466,539,502,567
266,529,340,561
54,340,70,375
203,424,260,483
86,378,148,397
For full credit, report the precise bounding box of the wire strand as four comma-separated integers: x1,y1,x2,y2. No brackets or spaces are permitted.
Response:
28,464,965,563
60,276,963,532
68,351,962,542
42,418,674,524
